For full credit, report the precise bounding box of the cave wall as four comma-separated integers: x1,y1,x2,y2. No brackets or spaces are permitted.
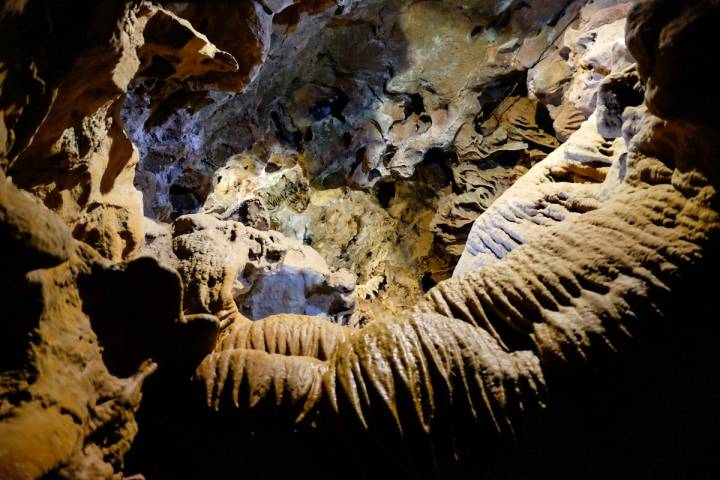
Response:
125,0,638,318
2,0,720,479
0,1,233,477
1,1,239,262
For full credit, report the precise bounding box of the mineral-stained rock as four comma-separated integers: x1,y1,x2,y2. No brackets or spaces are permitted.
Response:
2,1,238,262
562,8,634,115
219,197,271,231
626,0,720,127
0,172,215,479
196,157,457,319
122,0,641,323
0,170,72,273
165,0,338,93
153,212,357,324
134,2,706,477
457,95,559,162
454,112,626,275
430,164,524,256
433,93,557,257
3,0,720,478
596,64,644,139
1,9,234,475
528,1,635,140
126,0,587,217
189,4,720,473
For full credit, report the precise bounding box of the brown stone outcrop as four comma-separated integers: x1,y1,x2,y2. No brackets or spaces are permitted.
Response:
2,1,719,478
0,170,211,478
2,1,237,262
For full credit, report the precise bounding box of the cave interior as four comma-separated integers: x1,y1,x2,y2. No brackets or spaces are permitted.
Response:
1,0,720,479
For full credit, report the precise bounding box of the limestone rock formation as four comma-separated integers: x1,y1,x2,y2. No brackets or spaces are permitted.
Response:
2,0,720,479
0,171,202,479
2,1,237,262
626,0,720,127
142,213,356,324
0,2,230,477
189,1,720,476
205,161,461,318
528,1,635,140
124,0,611,307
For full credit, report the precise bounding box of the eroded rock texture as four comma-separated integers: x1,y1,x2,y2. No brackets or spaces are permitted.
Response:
142,213,356,323
0,2,226,478
126,0,639,314
187,1,720,477
1,1,237,262
1,171,161,479
2,0,720,479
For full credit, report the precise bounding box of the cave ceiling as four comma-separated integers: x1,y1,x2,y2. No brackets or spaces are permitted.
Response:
1,0,720,479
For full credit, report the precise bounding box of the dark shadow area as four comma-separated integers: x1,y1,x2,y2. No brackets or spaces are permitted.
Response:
75,256,219,380
77,257,182,378
124,246,720,479
0,275,43,373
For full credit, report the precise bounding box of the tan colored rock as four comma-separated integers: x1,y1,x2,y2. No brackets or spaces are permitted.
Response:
455,113,625,274
2,2,237,262
457,95,559,162
626,0,720,127
528,1,635,140
0,7,232,463
596,64,644,138
0,170,71,272
166,0,337,92
437,95,558,256
189,3,720,475
162,213,357,324
195,94,720,476
550,101,590,141
3,0,720,477
430,165,523,256
0,172,202,479
199,154,456,320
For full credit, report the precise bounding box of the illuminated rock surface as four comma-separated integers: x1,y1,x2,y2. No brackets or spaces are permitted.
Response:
1,0,720,478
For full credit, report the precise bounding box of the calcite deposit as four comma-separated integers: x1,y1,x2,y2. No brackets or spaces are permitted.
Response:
2,0,720,479
142,213,356,323
126,0,643,314
0,169,212,478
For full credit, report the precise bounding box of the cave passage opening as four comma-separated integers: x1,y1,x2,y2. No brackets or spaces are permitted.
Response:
121,0,618,325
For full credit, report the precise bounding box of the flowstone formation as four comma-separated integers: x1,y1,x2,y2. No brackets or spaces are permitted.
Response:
2,0,720,479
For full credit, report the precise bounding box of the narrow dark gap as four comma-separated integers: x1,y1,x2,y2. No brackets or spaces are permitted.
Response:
404,92,425,118
376,181,396,208
421,272,437,292
309,88,350,123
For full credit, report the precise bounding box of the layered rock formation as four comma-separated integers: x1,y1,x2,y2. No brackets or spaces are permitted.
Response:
2,0,720,479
